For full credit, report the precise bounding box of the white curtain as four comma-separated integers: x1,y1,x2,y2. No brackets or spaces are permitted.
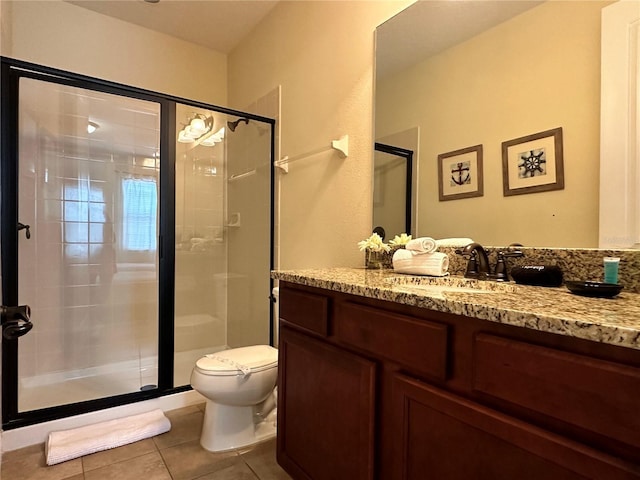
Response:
121,177,158,251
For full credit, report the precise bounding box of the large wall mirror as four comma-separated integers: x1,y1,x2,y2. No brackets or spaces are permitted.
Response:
374,0,639,249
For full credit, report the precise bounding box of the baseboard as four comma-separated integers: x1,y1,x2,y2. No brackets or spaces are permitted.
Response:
1,389,205,453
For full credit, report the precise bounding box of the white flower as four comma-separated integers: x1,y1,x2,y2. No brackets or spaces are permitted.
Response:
357,233,391,252
389,233,412,246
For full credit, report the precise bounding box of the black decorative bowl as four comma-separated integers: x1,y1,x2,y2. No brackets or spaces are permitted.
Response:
565,281,623,298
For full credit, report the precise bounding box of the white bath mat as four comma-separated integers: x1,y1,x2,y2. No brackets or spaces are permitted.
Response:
45,409,171,465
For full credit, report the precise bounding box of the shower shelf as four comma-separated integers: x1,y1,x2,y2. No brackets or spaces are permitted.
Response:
226,212,241,227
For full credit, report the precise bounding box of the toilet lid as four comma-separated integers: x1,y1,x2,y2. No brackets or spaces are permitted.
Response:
195,345,278,376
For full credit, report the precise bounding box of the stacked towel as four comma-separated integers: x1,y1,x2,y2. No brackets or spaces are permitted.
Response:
405,237,437,254
393,249,449,276
405,237,474,252
46,409,171,465
392,236,472,276
434,237,474,248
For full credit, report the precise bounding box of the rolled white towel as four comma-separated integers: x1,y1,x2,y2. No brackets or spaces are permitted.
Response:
434,238,474,248
392,249,449,276
405,237,437,254
46,409,171,465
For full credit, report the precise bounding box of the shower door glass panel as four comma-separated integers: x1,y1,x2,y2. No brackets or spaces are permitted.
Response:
173,105,273,387
17,78,160,412
174,104,228,385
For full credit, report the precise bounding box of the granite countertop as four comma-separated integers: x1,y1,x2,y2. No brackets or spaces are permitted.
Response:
272,267,640,351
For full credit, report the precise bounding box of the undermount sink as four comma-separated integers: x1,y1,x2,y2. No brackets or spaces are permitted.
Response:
385,275,517,296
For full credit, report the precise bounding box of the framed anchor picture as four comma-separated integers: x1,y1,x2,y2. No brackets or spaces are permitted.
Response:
437,144,484,201
502,127,564,196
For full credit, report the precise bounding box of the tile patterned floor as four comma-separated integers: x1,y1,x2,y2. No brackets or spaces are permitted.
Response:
1,404,292,480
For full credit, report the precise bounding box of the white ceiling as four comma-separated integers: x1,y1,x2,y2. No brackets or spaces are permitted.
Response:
67,0,280,53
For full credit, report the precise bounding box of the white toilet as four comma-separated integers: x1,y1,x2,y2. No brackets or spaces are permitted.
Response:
191,344,279,452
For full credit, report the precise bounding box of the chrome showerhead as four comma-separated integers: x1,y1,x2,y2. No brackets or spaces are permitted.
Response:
227,117,250,132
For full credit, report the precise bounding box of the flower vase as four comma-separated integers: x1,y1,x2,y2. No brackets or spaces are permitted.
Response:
365,249,385,269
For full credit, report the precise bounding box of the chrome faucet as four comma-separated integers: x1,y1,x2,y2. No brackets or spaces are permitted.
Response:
456,242,491,279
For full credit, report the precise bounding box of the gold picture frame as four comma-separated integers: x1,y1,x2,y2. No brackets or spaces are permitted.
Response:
502,127,564,196
437,144,483,201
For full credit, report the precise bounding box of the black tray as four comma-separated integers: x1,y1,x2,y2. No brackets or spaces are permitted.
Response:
565,281,623,298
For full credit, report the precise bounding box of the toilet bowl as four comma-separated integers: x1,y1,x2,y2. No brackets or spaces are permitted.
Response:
190,344,278,452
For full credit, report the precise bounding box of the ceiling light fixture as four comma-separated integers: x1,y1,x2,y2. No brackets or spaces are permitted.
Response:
178,114,214,143
178,130,194,143
199,127,225,147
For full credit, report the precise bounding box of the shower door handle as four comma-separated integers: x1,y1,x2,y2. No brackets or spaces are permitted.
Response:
1,305,33,339
18,222,31,239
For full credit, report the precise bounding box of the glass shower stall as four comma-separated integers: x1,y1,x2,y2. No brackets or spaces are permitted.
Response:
0,58,274,428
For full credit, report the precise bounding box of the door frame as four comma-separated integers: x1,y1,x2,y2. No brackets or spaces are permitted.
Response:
373,142,414,237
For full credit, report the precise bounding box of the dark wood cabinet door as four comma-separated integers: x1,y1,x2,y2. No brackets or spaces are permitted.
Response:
277,325,376,480
391,373,640,480
473,333,640,454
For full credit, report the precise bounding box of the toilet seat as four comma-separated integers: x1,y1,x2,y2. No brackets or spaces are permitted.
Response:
195,345,278,377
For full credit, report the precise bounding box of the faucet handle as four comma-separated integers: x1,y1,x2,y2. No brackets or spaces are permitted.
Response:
466,251,480,278
493,247,524,281
493,254,509,281
456,249,480,278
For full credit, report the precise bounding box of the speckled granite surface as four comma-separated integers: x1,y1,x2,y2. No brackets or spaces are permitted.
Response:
272,267,640,351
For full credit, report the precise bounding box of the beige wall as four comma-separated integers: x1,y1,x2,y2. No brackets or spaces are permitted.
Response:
376,1,607,248
228,0,412,269
1,0,227,105
1,0,11,55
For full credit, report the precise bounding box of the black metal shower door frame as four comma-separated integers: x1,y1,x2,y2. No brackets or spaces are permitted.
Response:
0,57,276,430
374,142,414,236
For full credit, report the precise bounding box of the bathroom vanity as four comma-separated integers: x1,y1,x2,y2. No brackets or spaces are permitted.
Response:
272,268,640,480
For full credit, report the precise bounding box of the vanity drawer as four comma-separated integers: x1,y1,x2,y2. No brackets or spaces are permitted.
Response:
279,286,329,337
473,333,640,450
334,302,448,381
